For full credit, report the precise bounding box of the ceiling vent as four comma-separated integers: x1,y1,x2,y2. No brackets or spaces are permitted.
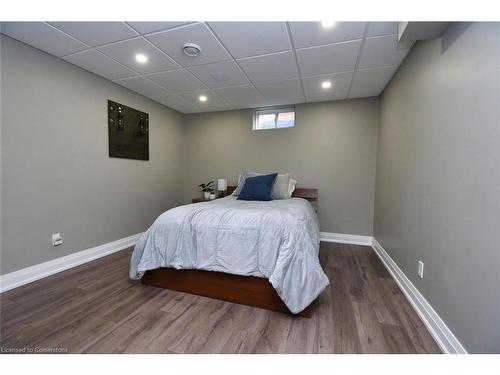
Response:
182,43,201,57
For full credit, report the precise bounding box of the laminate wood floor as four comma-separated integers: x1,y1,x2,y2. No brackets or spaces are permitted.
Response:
0,242,441,354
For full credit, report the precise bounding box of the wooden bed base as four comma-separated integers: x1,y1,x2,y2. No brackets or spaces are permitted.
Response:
142,268,313,318
141,186,318,318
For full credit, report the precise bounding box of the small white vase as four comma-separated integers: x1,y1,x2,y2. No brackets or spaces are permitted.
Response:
209,193,216,200
204,192,210,200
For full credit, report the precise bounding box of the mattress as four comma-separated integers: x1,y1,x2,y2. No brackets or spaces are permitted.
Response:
129,196,329,313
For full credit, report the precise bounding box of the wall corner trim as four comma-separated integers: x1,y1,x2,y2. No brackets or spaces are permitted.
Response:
320,232,373,246
0,233,143,293
371,238,468,354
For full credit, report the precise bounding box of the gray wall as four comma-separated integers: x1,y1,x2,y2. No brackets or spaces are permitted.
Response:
1,35,379,273
184,99,379,235
1,35,186,274
374,23,500,353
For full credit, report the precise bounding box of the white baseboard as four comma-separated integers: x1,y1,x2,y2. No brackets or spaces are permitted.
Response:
371,238,467,354
0,229,468,354
0,233,143,294
320,232,373,246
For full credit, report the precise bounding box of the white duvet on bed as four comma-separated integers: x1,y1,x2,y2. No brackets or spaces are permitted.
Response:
129,196,329,313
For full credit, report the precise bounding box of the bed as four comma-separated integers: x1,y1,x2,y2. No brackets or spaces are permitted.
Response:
129,186,329,317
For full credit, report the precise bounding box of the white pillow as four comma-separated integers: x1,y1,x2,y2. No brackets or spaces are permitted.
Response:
288,178,298,198
271,173,291,199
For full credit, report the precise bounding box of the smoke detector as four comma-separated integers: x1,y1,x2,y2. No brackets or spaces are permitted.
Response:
182,43,202,57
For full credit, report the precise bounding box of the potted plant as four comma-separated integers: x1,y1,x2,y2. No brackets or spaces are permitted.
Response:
198,181,214,200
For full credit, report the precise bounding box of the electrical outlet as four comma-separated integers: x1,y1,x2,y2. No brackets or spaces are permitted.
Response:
52,233,63,247
418,260,424,278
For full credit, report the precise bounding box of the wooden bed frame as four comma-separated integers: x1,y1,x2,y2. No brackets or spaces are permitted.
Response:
141,185,319,318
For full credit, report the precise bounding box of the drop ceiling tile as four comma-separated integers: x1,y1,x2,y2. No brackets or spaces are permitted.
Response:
201,103,234,112
213,85,267,108
254,79,305,106
179,89,229,108
1,21,414,112
208,22,291,58
114,76,171,97
187,60,249,88
289,22,366,48
49,22,138,47
97,37,179,74
63,49,138,80
1,22,88,57
146,69,206,92
349,65,398,98
180,90,233,112
302,71,353,102
358,34,410,69
126,22,193,35
237,51,299,83
296,40,362,77
146,23,231,67
150,94,195,113
366,22,399,37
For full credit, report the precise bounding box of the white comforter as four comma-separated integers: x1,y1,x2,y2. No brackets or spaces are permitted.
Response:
129,196,329,313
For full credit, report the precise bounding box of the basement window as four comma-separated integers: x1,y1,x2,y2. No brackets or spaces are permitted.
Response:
253,107,295,130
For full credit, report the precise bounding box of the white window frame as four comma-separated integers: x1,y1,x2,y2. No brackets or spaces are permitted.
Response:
253,106,296,130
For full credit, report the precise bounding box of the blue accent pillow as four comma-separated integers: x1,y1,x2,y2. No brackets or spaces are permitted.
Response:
237,173,278,201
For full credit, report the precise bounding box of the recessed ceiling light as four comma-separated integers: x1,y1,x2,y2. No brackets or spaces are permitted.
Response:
198,95,208,102
135,53,148,64
183,43,202,57
321,81,332,89
321,21,336,28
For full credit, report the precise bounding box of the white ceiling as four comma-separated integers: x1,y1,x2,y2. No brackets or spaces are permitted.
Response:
1,21,410,114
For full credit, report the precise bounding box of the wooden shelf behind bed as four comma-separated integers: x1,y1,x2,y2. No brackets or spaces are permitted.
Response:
227,185,318,202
